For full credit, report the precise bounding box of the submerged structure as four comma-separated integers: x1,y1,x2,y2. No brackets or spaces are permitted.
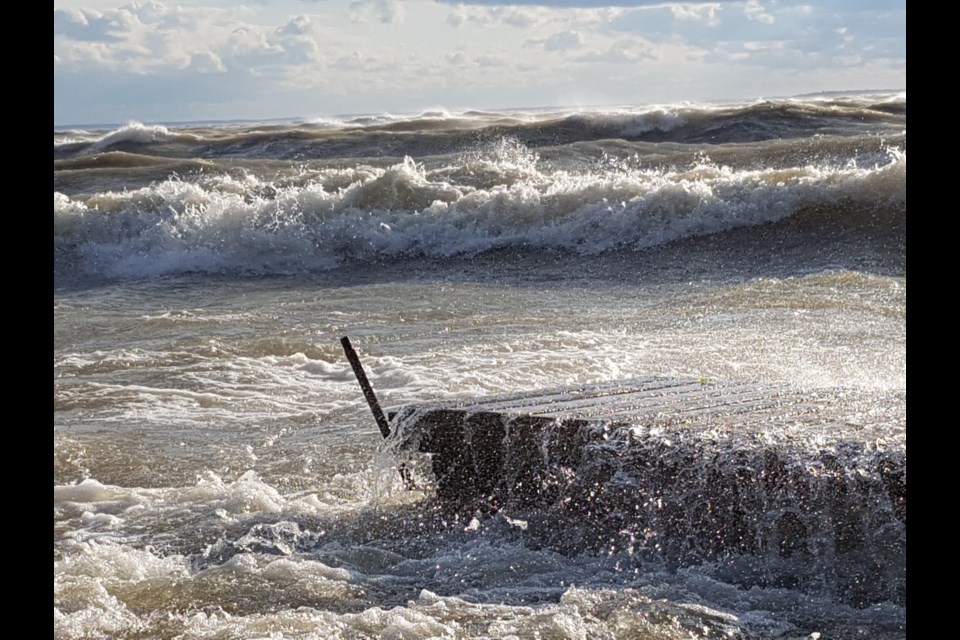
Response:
387,376,906,607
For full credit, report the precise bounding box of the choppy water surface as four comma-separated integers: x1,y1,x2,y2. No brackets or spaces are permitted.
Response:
54,93,905,639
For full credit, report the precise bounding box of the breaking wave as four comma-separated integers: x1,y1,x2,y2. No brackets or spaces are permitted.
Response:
53,144,905,278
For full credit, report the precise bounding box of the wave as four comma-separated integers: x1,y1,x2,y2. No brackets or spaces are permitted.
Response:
93,122,173,148
53,93,906,162
53,143,905,278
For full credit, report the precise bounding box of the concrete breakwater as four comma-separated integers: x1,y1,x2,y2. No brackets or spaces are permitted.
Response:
389,377,906,607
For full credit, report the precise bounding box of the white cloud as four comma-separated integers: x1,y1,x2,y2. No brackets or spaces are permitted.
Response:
331,50,391,72
279,14,313,36
445,51,469,66
226,26,284,60
55,3,246,73
744,0,775,24
437,0,725,6
500,7,544,28
446,4,623,30
670,3,721,25
475,54,507,67
833,53,863,66
349,0,405,24
447,5,548,28
188,51,226,73
54,8,122,42
543,30,585,51
575,36,659,63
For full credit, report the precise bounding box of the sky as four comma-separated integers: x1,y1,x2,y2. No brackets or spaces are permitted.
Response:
53,0,906,126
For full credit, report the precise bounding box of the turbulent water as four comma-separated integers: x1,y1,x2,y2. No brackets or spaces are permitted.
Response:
54,92,906,639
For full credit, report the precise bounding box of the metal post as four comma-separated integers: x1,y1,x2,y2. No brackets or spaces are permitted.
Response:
340,336,391,439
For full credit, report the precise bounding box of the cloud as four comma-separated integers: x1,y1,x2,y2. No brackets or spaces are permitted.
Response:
188,51,226,73
54,2,332,74
543,30,585,51
475,54,507,66
743,0,775,24
575,37,658,63
446,3,626,30
55,3,240,72
54,8,123,42
279,15,313,36
54,0,904,125
447,5,549,28
438,0,731,7
440,50,509,68
445,51,469,66
670,3,721,24
330,50,394,72
349,0,405,23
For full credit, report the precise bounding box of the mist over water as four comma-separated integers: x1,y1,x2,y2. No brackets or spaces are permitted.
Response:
54,93,905,639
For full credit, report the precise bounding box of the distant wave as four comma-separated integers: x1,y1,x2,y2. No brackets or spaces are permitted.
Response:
53,93,906,162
